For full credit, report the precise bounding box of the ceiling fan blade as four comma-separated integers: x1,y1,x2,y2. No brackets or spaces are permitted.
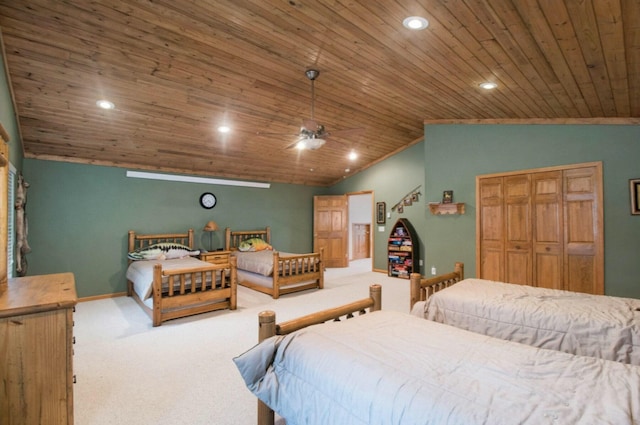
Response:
256,131,300,137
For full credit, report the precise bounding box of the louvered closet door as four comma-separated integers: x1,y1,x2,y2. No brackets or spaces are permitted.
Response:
532,171,564,290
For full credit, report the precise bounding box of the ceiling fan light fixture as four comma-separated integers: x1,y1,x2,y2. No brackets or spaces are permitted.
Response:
403,16,429,30
297,137,326,150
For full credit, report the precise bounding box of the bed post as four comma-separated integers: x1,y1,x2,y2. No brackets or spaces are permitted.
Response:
187,228,194,248
265,226,271,244
455,261,464,280
272,251,280,299
258,311,276,425
127,230,136,296
230,256,238,309
370,283,381,311
224,227,231,250
409,273,421,310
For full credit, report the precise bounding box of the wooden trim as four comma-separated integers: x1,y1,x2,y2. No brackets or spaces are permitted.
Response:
476,161,603,180
0,123,9,144
424,118,640,125
78,292,127,302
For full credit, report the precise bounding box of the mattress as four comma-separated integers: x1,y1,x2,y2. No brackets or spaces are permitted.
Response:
415,278,640,364
126,257,216,301
234,310,640,425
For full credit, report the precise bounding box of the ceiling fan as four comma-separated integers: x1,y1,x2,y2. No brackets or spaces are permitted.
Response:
258,69,363,150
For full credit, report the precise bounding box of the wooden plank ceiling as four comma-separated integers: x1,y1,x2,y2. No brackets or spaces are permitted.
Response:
1,1,639,186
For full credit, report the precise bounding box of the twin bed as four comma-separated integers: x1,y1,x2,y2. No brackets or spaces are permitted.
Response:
126,229,237,326
410,263,640,364
125,227,323,325
235,284,640,425
224,227,324,299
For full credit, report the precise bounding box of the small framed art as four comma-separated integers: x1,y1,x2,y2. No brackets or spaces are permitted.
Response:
376,202,386,224
442,190,453,204
630,179,640,215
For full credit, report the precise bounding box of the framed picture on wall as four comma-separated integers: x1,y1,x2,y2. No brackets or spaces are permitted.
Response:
376,202,386,224
442,190,453,204
630,179,640,215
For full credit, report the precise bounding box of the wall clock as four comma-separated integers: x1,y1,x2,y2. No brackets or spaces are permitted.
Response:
199,192,217,209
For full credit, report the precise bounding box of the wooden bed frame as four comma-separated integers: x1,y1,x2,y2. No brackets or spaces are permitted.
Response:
256,284,382,425
224,227,324,299
409,262,464,310
127,229,237,326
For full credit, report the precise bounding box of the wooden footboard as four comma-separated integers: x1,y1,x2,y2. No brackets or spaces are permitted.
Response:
226,227,324,298
409,262,464,310
127,229,238,326
256,284,382,425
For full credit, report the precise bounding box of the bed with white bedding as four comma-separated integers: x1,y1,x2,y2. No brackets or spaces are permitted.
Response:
410,266,640,364
225,227,323,299
234,288,640,425
126,230,237,326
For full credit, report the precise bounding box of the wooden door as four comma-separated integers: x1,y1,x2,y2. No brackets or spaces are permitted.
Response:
477,162,603,294
563,166,603,294
504,174,532,285
477,177,504,281
314,195,349,268
532,171,563,289
352,223,370,260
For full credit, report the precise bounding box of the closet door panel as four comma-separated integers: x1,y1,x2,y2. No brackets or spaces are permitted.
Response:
563,166,603,294
532,171,563,289
477,177,504,281
504,175,532,285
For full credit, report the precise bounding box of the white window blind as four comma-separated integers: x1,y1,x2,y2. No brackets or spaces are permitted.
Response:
7,164,15,278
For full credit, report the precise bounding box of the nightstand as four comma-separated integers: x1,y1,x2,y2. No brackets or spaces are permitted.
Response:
199,250,231,266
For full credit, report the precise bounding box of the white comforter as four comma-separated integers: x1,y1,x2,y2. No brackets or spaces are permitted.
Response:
126,257,213,300
413,278,640,364
234,310,640,425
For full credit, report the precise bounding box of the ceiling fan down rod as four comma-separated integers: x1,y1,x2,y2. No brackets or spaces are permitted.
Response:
306,69,319,121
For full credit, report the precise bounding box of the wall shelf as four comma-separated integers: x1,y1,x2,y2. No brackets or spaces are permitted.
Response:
428,202,465,215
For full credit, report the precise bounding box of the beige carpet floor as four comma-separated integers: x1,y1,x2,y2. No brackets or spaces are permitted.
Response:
73,259,412,424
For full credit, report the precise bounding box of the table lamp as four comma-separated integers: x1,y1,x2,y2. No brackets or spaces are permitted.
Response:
203,220,219,251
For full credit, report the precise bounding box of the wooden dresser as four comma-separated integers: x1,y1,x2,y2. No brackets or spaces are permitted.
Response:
0,273,77,425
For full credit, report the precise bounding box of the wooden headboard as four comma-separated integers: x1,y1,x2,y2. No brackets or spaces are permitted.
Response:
225,227,271,251
128,229,195,252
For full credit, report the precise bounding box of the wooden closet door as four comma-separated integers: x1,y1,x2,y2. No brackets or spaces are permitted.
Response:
477,177,504,281
563,166,604,294
504,175,532,285
532,171,563,289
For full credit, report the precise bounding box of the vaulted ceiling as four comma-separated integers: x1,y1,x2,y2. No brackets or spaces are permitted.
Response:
1,1,639,186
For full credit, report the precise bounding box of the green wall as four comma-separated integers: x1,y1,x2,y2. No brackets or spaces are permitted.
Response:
423,124,640,298
23,159,326,297
336,124,640,299
331,142,426,272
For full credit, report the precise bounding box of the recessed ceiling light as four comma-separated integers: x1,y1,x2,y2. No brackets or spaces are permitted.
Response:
218,125,231,133
403,16,429,30
348,151,358,161
479,82,498,90
96,99,115,109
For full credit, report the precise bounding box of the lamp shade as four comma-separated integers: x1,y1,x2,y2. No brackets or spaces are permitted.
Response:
203,220,219,232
